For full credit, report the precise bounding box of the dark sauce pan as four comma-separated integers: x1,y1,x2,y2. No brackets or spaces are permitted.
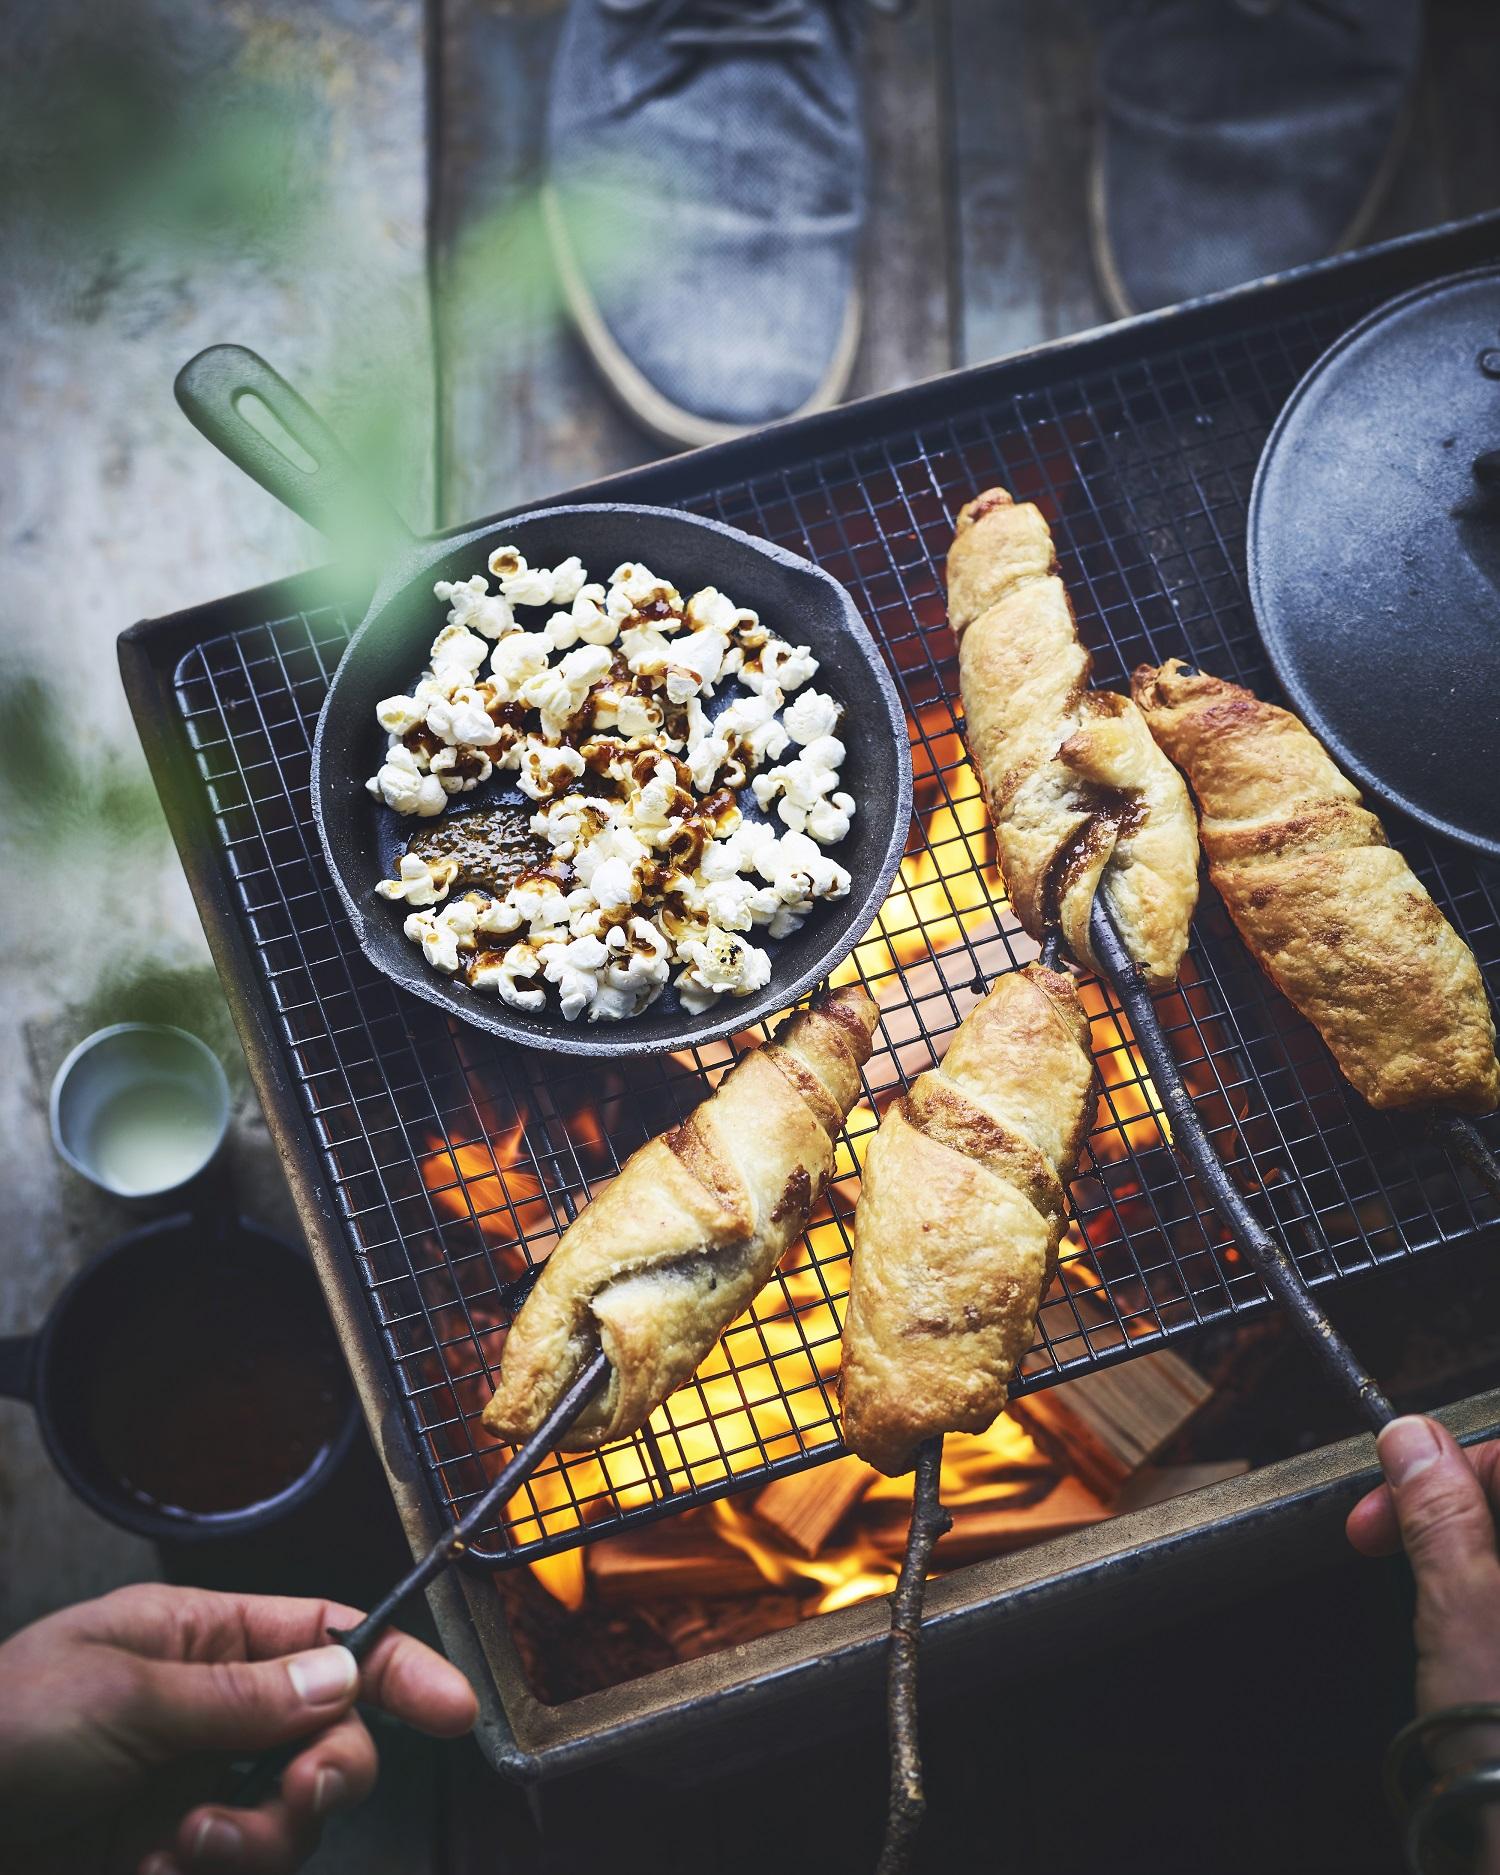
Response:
175,346,912,1056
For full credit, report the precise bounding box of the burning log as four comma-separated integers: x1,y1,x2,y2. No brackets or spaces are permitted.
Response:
754,1457,879,1557
589,1521,773,1602
1009,1349,1212,1503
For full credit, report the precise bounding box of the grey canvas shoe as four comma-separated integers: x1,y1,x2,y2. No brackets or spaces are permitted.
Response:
544,0,870,449
1092,0,1422,317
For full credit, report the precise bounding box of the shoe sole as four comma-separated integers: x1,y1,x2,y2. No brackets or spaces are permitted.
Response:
1087,92,1416,322
542,180,864,453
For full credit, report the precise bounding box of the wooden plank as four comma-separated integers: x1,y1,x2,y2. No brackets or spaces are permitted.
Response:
947,0,1105,367
430,0,656,521
755,1456,879,1557
848,1,956,398
1010,1350,1213,1502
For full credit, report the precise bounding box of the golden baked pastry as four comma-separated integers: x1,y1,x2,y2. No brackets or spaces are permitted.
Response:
840,965,1098,1477
483,985,878,1449
1132,659,1500,1114
948,488,1200,987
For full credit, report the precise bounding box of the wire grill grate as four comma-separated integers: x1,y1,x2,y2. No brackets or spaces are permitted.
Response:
170,283,1500,1567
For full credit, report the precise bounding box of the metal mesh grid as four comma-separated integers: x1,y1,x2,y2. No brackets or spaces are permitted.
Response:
170,283,1500,1568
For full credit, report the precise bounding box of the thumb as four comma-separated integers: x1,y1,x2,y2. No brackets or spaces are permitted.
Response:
125,1643,360,1759
1378,1416,1499,1593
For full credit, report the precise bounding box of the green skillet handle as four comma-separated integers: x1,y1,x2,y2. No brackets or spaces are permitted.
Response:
173,344,414,555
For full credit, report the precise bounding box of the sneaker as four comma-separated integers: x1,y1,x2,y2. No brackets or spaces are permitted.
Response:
544,0,869,450
1091,0,1422,317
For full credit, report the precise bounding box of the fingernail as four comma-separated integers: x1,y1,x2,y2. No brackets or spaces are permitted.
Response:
287,1643,358,1706
1378,1416,1442,1485
190,1816,243,1863
313,1766,348,1815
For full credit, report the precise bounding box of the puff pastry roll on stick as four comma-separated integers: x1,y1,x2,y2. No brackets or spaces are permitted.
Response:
841,965,1098,1477
1132,659,1500,1114
948,489,1200,987
484,985,878,1450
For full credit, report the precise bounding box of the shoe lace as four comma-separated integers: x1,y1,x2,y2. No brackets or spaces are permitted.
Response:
598,0,854,58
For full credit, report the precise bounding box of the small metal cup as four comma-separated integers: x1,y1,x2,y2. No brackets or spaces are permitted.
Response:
50,1024,231,1204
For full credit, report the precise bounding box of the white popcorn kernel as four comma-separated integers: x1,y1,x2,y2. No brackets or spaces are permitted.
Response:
471,941,547,1011
663,628,731,705
430,744,494,794
549,556,587,606
805,790,856,845
782,687,842,747
744,636,817,697
425,687,501,748
376,852,459,907
367,744,448,818
516,737,586,801
375,694,425,736
619,621,674,677
429,623,490,680
675,927,773,1013
614,692,662,739
716,690,789,768
541,932,610,1021
499,558,556,608
542,609,580,651
684,587,737,634
589,854,637,912
521,642,613,740
404,893,483,974
487,545,524,581
434,575,514,640
490,630,551,697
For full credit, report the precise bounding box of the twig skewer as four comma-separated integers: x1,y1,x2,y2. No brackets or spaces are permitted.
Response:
1427,1110,1500,1213
878,1435,952,1875
1087,900,1395,1432
330,1347,611,1655
231,1349,609,1805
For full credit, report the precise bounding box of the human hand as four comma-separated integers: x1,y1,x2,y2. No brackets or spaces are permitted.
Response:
0,1582,479,1875
1347,1416,1500,1719
1348,1416,1500,1871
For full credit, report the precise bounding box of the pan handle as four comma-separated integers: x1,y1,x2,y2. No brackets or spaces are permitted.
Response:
174,345,414,553
0,1333,38,1404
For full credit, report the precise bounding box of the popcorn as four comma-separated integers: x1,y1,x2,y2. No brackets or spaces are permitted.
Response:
782,687,842,747
430,744,494,794
403,892,485,973
516,736,586,800
745,636,817,698
366,744,447,817
487,547,555,609
434,575,516,640
376,694,426,736
376,852,459,907
520,643,613,740
675,926,774,1013
751,734,853,841
549,556,588,606
429,622,491,680
490,630,551,698
370,551,856,1023
471,941,546,1011
425,687,501,748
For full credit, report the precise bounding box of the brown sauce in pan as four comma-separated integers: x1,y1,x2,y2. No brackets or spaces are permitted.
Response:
407,801,549,896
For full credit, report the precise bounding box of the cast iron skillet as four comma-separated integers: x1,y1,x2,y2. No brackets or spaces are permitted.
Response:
1248,265,1500,861
174,346,912,1056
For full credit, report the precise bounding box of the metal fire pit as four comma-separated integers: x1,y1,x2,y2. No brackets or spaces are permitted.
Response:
122,211,1500,1778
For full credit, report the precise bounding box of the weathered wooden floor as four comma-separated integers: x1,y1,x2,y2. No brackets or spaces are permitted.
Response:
1,1,1497,1867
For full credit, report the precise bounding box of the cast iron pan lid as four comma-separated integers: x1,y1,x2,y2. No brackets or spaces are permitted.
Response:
1248,264,1500,861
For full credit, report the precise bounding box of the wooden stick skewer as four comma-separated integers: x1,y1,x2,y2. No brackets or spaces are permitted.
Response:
231,1349,610,1804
